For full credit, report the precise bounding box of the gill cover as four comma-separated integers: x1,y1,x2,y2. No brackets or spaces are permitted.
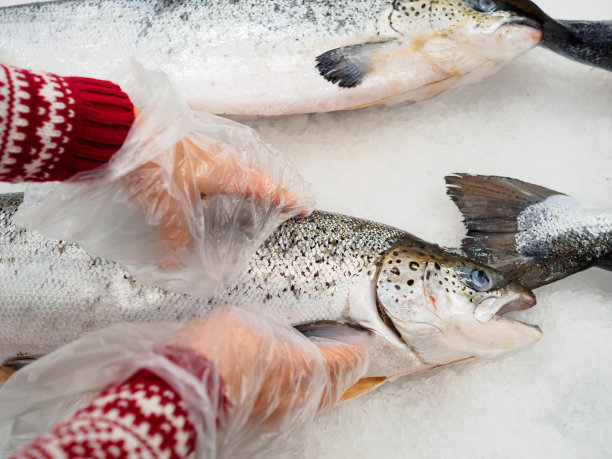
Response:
375,246,472,365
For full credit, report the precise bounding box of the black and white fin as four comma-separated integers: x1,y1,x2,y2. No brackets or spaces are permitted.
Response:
315,41,389,88
2,355,39,370
445,173,563,288
295,321,372,341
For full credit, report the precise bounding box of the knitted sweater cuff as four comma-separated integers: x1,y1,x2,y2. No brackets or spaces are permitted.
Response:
58,76,135,179
0,65,135,182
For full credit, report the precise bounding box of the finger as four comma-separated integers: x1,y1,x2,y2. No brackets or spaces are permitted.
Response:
124,160,193,266
189,143,308,213
317,342,367,376
157,206,191,266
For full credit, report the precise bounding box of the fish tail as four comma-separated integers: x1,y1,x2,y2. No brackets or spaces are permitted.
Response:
541,19,612,72
445,173,562,288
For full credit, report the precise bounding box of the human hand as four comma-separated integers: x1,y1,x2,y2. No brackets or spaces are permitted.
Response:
0,307,369,458
171,306,370,427
125,129,310,267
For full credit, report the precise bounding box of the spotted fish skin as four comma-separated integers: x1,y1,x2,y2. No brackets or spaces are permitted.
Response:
0,0,542,114
0,192,407,366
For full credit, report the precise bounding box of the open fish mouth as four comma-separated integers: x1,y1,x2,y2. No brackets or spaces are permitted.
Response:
496,292,535,316
504,17,542,30
475,290,540,331
492,292,541,333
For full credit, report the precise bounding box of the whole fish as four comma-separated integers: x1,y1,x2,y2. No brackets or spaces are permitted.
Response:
446,173,612,289
0,192,541,386
0,0,548,115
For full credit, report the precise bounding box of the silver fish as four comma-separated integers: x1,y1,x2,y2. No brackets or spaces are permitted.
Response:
0,0,545,115
446,173,612,289
0,192,541,384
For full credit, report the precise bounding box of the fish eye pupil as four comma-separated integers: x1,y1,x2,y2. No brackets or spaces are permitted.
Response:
470,269,492,290
474,0,496,12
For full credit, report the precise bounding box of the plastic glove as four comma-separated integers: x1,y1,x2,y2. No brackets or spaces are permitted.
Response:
0,306,371,459
124,111,308,268
14,63,315,297
172,308,369,435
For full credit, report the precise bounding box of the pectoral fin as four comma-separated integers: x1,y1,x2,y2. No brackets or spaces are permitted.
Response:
0,366,16,383
315,40,393,88
2,356,39,370
295,320,372,339
339,377,388,403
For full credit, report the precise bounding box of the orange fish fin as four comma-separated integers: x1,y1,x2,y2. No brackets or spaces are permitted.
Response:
0,366,16,383
339,376,387,404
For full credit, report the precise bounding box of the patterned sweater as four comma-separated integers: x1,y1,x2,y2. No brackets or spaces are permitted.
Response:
10,348,225,458
0,64,135,182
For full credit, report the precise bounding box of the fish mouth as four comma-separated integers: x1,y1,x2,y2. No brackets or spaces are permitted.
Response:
475,290,540,331
503,17,542,31
497,290,535,316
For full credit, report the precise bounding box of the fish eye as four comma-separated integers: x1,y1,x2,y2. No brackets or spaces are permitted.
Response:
472,0,497,13
457,267,499,292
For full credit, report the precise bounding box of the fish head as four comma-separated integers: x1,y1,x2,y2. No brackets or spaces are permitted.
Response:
375,243,541,367
390,0,542,60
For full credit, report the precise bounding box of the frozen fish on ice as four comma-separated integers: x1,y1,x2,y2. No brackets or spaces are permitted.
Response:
0,192,541,387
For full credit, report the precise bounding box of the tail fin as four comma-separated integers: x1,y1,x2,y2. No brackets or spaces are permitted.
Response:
445,174,563,288
541,19,612,72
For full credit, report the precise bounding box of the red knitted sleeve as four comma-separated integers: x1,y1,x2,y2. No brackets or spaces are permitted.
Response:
10,347,227,459
0,64,135,182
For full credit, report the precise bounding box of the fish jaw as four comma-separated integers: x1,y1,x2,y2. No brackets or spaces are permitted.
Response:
467,23,541,61
446,288,542,360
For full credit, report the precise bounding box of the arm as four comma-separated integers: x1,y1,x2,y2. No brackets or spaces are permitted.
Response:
12,369,199,458
9,307,369,459
0,64,135,182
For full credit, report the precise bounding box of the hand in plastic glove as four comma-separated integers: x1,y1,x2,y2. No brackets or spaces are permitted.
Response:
2,306,371,459
173,307,370,423
126,130,308,267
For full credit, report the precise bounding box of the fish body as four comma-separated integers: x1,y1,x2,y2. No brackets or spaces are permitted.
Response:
0,0,543,115
446,174,612,289
0,192,541,378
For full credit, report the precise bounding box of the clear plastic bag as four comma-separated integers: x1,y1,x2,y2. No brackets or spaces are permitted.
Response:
14,63,314,297
0,306,369,458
